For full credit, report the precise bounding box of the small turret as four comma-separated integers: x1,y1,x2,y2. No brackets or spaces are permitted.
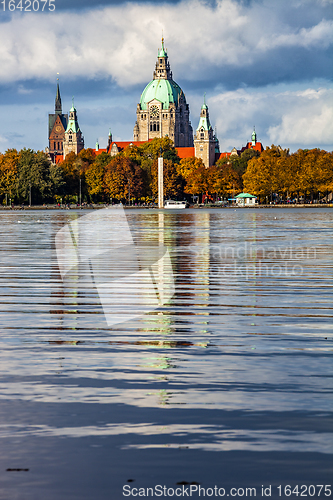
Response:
107,129,113,151
252,126,257,146
96,139,99,152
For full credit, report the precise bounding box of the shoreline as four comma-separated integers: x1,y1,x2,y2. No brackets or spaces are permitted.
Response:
0,203,332,210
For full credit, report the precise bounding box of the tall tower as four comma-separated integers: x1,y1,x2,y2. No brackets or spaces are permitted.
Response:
134,38,193,147
48,80,68,160
251,126,257,146
194,97,216,168
63,99,84,157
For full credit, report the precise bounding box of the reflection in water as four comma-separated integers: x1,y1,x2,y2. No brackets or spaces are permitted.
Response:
0,208,332,496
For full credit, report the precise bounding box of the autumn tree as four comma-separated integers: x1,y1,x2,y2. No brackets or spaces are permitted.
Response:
177,157,204,181
151,158,184,200
211,163,242,198
104,156,144,202
16,149,55,203
0,149,19,203
183,162,210,201
243,146,289,201
85,152,111,201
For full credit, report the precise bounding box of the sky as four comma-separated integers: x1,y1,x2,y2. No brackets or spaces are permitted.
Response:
0,0,332,154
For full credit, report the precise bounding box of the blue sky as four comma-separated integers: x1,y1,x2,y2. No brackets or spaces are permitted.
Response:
0,0,332,153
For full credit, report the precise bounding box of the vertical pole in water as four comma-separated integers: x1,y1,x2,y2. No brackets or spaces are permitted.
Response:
158,155,164,209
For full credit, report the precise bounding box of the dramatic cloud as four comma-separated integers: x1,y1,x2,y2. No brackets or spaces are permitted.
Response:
0,0,331,152
0,0,331,88
209,86,333,152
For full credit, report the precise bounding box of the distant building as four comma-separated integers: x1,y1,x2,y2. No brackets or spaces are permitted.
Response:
48,81,68,161
238,127,264,154
216,127,264,162
47,42,265,166
63,99,84,157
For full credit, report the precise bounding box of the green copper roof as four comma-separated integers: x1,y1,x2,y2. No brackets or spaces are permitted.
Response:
196,114,212,131
66,115,80,133
235,192,256,199
66,121,80,133
140,79,182,110
158,38,167,57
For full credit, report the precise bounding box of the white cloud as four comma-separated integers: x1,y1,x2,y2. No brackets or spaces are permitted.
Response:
208,86,333,152
268,88,333,145
0,0,331,86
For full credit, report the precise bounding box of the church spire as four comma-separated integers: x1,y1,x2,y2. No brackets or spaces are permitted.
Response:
55,78,62,114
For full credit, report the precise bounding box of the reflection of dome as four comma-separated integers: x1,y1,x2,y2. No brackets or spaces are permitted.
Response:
140,79,182,111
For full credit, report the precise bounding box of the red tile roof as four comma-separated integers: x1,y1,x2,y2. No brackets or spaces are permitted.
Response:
55,154,64,164
176,147,195,159
108,140,153,153
216,152,232,160
240,142,264,153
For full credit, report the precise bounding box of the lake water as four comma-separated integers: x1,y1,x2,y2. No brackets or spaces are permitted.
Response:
0,207,332,499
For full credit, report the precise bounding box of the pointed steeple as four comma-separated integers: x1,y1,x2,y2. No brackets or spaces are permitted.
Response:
55,79,62,114
196,95,212,131
158,37,167,58
153,37,172,80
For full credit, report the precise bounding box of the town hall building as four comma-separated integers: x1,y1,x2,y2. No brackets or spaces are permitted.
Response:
48,39,263,167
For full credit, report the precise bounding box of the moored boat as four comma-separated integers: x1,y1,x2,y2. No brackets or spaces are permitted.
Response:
164,200,187,209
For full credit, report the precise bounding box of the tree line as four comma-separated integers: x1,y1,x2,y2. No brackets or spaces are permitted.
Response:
0,139,332,205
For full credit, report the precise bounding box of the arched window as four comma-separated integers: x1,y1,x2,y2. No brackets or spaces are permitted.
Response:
153,123,156,132
53,142,56,150
157,123,159,132
200,133,204,139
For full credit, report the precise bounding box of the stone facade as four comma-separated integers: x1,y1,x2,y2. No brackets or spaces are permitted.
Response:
63,101,84,157
134,39,193,147
194,101,216,168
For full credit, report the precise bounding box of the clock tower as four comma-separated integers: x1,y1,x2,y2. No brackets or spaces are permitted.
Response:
48,80,68,161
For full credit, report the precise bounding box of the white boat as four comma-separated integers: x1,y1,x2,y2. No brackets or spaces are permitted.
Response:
164,200,187,209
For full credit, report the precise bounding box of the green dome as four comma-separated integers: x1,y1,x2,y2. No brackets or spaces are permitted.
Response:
140,79,182,111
